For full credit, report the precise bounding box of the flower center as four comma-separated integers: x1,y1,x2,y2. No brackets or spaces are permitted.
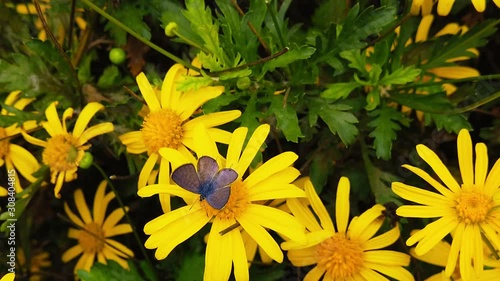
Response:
42,134,87,172
455,187,493,224
314,233,364,279
78,222,105,254
0,128,10,159
141,109,184,154
203,179,250,220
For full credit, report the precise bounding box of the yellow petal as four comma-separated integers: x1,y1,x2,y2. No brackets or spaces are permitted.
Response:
137,73,161,112
364,224,400,250
245,151,298,187
143,205,203,234
231,225,249,281
9,144,39,182
364,261,413,280
471,0,486,12
93,181,111,225
305,179,334,232
178,86,225,121
416,144,461,193
335,177,350,234
281,230,331,250
74,189,92,224
437,0,455,16
204,219,234,281
193,124,219,160
474,143,488,187
485,158,500,196
62,244,83,262
138,183,196,199
412,216,458,255
349,205,385,242
304,266,326,281
401,165,454,198
392,182,453,206
457,129,473,186
428,66,479,79
72,102,104,138
184,110,241,130
147,208,210,259
233,124,270,176
138,153,159,189
77,123,114,146
161,64,186,110
286,198,322,232
226,127,248,169
43,102,63,136
102,207,128,232
62,107,74,133
416,15,434,42
287,246,317,267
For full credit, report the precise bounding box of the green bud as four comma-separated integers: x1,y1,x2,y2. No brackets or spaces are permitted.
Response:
109,48,126,64
79,152,93,169
236,77,251,90
165,22,178,37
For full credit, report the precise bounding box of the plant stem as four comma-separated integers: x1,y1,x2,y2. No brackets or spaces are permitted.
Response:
230,0,270,54
398,73,500,89
81,0,199,73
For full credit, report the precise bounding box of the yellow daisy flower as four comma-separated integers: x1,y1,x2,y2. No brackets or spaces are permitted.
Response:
119,62,241,211
62,180,134,274
0,273,14,281
0,91,39,196
410,234,500,280
22,102,114,198
138,124,307,281
392,129,500,280
282,177,414,281
18,247,52,281
411,0,500,16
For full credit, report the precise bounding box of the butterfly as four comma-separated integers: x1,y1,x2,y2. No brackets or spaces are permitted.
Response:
171,156,238,210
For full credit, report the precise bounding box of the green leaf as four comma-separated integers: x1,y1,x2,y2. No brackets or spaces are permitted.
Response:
77,52,96,84
97,66,120,88
337,4,397,51
176,254,204,281
365,88,380,111
159,1,205,48
321,82,361,100
425,113,471,133
389,92,453,113
379,66,421,85
105,3,151,46
176,76,215,92
367,107,410,160
309,99,359,145
183,0,230,69
339,49,367,74
263,45,316,72
78,260,144,281
218,69,252,81
202,92,240,114
269,95,303,142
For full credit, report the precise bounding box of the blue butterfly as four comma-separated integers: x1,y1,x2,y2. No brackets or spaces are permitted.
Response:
171,156,238,210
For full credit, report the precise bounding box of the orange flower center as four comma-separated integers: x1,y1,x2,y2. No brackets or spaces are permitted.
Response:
78,222,105,254
43,134,87,172
455,188,493,224
141,109,183,154
0,128,10,159
314,233,364,279
203,179,250,220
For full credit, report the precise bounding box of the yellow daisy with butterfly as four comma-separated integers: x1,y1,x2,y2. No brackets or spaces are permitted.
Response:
138,124,307,281
119,61,241,212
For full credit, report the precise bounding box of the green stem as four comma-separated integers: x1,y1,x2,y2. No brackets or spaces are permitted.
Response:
93,163,159,281
265,0,286,48
81,0,199,73
450,90,500,114
172,30,211,55
398,74,500,90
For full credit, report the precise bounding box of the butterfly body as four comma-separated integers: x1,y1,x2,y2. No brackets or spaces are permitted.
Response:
172,156,238,210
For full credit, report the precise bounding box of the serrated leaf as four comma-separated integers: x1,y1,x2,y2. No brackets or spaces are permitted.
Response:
425,113,471,133
183,0,230,68
202,92,239,113
269,95,303,142
309,99,358,145
367,107,410,160
339,49,367,74
176,76,214,92
263,45,316,72
218,69,252,81
379,66,421,85
321,82,361,100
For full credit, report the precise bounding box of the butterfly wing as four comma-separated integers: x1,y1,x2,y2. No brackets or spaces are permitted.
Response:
205,186,231,210
212,168,238,189
197,156,219,183
171,163,201,194
205,169,237,209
